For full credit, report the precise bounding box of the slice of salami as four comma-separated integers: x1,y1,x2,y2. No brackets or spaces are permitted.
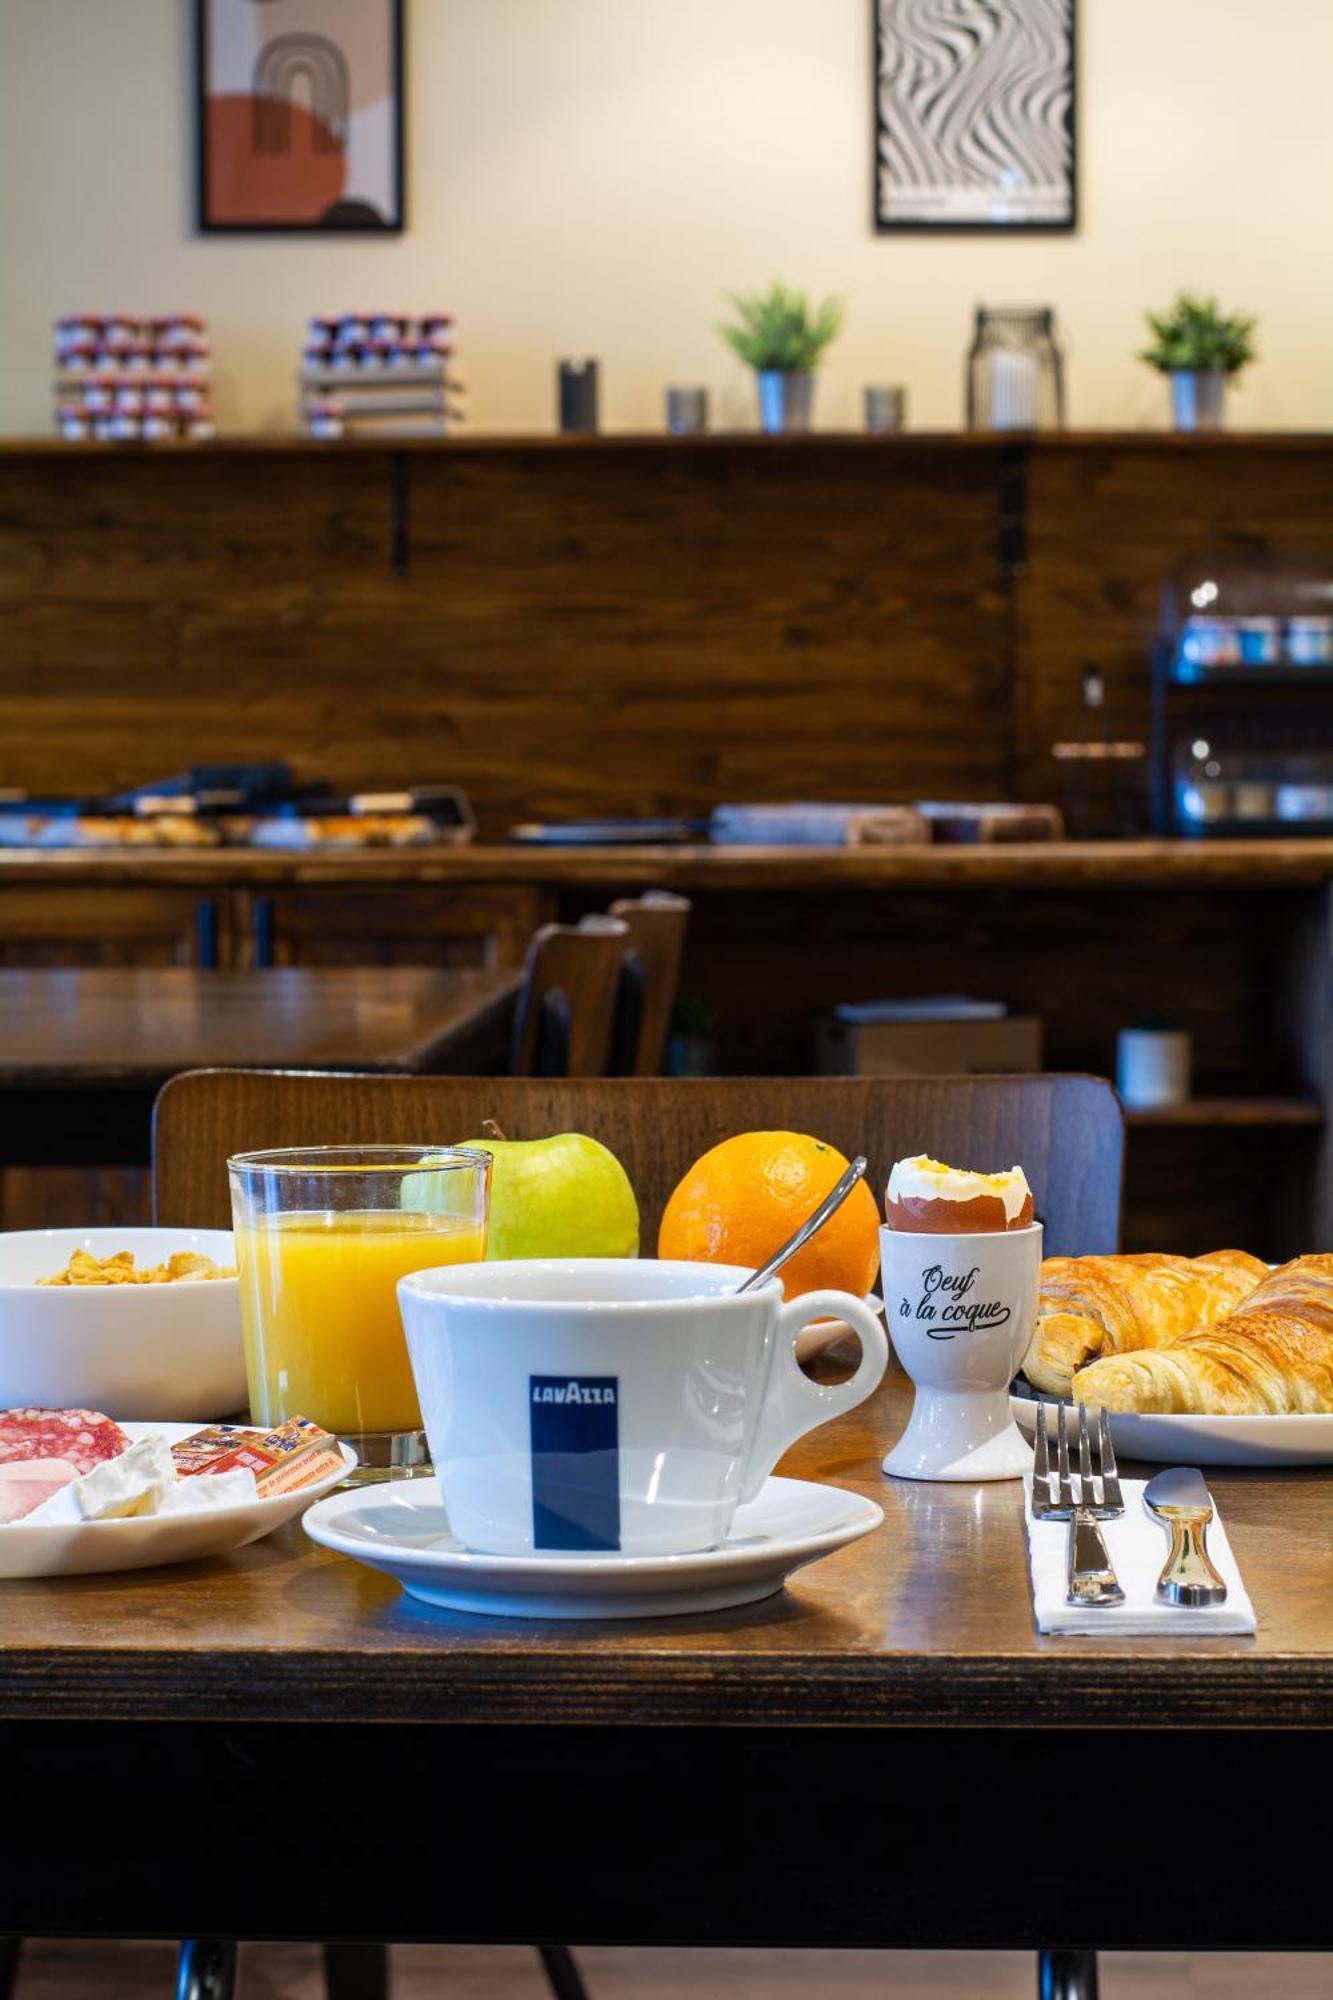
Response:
0,1407,130,1472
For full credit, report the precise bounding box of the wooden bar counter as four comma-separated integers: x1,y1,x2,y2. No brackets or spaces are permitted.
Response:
5,835,1333,889
0,838,1329,1255
5,428,1333,1246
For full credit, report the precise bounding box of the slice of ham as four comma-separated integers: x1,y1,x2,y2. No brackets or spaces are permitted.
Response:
0,1407,130,1472
0,1457,81,1524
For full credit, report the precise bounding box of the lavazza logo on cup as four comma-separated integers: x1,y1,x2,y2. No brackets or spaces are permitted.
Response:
529,1374,621,1552
398,1258,889,1558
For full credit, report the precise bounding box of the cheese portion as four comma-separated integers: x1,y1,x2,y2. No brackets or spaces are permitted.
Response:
887,1156,1031,1224
70,1435,179,1519
19,1439,258,1524
156,1466,258,1513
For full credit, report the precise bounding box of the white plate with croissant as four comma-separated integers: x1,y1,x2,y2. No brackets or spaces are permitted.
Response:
1013,1250,1333,1466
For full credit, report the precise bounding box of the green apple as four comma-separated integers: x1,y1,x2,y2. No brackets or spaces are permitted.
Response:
462,1132,640,1261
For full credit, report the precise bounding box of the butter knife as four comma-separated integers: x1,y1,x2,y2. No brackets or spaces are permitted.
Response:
1144,1466,1228,1607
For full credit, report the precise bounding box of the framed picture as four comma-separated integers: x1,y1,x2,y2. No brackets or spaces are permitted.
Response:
874,0,1076,233
197,0,403,232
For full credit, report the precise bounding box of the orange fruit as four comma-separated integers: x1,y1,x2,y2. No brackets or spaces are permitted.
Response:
658,1131,880,1301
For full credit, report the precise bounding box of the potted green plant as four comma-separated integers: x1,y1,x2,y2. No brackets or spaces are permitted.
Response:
1140,293,1256,432
718,282,843,435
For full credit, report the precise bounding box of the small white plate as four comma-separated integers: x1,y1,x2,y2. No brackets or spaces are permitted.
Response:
0,1421,356,1580
1011,1384,1333,1468
303,1474,883,1619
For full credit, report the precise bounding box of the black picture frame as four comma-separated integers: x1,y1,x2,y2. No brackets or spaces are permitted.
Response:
195,0,405,235
873,0,1077,235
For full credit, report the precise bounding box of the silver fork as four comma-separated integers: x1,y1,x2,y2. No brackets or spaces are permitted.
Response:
1031,1400,1125,1607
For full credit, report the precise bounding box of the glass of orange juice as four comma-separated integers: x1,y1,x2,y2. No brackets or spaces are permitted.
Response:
228,1145,490,1483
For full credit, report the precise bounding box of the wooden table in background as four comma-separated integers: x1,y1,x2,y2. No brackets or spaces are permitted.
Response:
0,1369,1327,1953
0,966,522,1167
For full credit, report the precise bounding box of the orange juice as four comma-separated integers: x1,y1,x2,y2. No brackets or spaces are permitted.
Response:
236,1209,485,1435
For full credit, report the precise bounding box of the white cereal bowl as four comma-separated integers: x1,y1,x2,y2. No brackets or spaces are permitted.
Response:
0,1227,244,1421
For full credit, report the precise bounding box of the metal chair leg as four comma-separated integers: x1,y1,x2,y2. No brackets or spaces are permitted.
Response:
0,1937,21,2000
323,1941,389,1999
538,1944,592,2000
176,1938,237,2000
1038,1948,1099,2000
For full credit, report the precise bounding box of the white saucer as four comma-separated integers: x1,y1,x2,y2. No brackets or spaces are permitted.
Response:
0,1421,356,1580
303,1474,883,1619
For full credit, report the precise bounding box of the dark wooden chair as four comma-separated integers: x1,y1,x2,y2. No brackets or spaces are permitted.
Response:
154,1070,1122,1253
152,1069,1121,2000
607,893,691,1076
509,917,629,1077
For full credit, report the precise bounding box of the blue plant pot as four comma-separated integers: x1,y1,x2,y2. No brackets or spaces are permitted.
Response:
757,371,814,435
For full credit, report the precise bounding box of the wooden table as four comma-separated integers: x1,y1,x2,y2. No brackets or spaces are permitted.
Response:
0,967,522,1167
0,1369,1327,1953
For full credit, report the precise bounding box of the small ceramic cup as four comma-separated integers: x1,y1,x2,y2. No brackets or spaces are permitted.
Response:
1116,1028,1191,1110
879,1221,1041,1482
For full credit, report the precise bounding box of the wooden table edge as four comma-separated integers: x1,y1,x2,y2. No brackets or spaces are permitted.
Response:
408,966,524,1070
1,1648,1327,1729
0,966,524,1087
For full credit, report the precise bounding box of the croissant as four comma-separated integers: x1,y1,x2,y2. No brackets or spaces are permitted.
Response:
1072,1255,1333,1414
1024,1249,1268,1399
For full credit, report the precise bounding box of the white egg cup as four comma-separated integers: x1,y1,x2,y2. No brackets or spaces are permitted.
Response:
879,1221,1041,1482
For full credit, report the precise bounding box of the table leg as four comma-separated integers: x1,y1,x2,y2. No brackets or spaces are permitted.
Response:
0,1938,20,2000
322,1942,388,1998
1038,1948,1099,1999
176,1938,237,2000
538,1945,591,2000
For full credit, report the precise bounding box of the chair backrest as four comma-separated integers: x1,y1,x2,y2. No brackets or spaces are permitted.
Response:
508,916,628,1077
154,1071,1123,1254
607,892,691,1076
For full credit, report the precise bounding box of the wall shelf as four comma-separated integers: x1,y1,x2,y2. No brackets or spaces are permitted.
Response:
2,430,1333,458
1125,1096,1323,1128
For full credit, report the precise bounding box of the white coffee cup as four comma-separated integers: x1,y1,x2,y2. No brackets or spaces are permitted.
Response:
398,1258,888,1558
879,1222,1041,1482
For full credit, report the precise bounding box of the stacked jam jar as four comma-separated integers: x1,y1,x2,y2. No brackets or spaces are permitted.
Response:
299,313,458,438
54,314,214,442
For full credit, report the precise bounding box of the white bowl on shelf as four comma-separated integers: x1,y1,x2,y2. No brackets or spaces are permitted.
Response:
0,1227,244,1422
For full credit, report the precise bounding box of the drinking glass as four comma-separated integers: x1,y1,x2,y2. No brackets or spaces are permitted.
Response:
666,386,709,435
228,1145,490,1483
863,385,905,433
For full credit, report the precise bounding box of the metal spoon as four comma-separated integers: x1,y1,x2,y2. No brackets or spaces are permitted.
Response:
736,1155,870,1293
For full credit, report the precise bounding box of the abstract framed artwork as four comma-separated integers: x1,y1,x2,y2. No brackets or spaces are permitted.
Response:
874,0,1076,233
197,0,403,232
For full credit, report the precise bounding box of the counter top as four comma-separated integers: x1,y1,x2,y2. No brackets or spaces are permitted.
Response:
3,839,1333,891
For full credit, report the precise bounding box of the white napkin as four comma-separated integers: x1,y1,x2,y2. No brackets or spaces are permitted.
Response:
1023,1474,1256,1637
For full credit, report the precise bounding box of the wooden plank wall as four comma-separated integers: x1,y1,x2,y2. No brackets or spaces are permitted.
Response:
0,443,1009,834
2,439,1332,836
1014,442,1333,801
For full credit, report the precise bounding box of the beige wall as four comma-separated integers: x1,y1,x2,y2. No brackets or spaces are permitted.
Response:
2,0,1331,435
